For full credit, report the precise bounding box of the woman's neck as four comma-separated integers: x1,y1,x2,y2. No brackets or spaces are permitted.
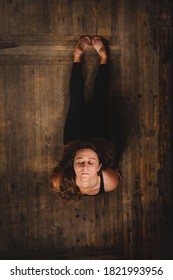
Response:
76,175,100,193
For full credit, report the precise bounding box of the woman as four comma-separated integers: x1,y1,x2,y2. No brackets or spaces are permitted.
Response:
51,35,120,200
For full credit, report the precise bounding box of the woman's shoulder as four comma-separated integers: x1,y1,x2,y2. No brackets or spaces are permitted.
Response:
51,174,61,192
102,168,120,192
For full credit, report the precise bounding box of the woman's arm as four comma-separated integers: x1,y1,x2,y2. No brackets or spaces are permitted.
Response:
102,168,120,192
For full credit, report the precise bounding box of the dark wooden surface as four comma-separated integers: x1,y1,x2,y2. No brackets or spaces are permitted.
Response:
0,0,172,260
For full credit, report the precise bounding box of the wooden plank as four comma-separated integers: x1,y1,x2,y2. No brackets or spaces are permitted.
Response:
111,0,121,44
0,42,120,65
71,0,86,35
157,0,173,258
0,66,11,191
37,0,49,35
86,198,96,246
96,0,112,36
23,0,38,35
34,65,54,249
128,0,143,259
0,35,112,45
0,0,4,35
100,193,113,246
113,183,124,253
0,0,9,35
117,0,132,259
50,0,70,35
70,0,97,36
39,64,68,250
21,65,38,251
8,0,24,35
135,0,160,259
4,66,20,252
82,1,98,36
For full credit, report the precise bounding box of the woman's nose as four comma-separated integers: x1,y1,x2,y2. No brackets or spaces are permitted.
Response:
82,162,87,169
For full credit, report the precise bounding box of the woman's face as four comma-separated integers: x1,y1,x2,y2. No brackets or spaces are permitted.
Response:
73,149,101,182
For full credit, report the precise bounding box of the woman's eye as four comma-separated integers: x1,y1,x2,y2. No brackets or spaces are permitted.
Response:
76,162,83,165
75,161,95,166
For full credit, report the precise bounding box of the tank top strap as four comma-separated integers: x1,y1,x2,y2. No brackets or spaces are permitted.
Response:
98,171,105,194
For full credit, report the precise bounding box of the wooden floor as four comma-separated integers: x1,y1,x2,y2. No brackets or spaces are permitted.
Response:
0,0,172,260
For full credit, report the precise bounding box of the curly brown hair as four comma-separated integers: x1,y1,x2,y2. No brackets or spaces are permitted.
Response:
50,138,115,201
